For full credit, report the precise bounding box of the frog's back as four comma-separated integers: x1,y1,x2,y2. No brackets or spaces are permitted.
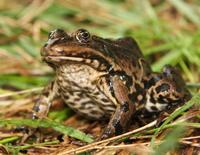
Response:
92,36,152,79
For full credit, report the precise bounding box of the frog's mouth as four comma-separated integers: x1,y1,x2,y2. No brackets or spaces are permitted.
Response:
42,55,86,70
43,56,84,63
41,44,86,63
41,42,112,71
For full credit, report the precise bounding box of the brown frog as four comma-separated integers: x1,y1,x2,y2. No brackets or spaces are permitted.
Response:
33,28,191,139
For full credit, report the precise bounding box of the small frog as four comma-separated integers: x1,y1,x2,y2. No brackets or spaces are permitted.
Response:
33,29,191,139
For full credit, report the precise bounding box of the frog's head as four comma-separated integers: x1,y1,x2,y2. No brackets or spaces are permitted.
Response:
146,65,191,112
41,28,115,71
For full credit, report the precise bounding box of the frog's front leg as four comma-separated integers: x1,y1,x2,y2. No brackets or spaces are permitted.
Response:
100,76,136,140
33,80,59,119
19,81,59,143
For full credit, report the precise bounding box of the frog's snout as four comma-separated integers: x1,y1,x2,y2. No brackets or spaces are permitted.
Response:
40,46,48,56
45,29,70,48
48,29,69,40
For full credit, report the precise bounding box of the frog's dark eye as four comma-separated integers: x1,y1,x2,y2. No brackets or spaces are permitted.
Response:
75,29,90,43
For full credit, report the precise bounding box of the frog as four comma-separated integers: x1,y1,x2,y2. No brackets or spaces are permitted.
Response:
33,28,191,140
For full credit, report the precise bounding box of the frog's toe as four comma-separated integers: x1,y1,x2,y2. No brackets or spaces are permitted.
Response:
12,126,36,143
97,134,109,141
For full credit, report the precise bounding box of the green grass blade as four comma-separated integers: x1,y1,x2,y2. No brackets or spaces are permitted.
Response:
0,118,94,143
0,136,20,144
169,0,200,26
152,125,185,155
151,94,200,145
0,74,50,89
152,50,182,71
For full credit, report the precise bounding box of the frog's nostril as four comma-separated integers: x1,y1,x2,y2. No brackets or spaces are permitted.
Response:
48,30,55,39
44,43,48,47
55,28,65,33
48,29,69,40
40,47,48,56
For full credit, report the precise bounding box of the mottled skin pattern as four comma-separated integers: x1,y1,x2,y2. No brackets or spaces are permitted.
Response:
33,29,191,139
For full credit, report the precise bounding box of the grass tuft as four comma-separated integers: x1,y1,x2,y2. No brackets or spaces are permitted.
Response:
0,118,94,143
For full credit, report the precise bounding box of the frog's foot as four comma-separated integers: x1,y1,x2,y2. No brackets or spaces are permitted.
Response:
13,126,37,144
15,100,48,144
18,94,54,143
32,96,51,119
155,112,170,127
98,127,114,141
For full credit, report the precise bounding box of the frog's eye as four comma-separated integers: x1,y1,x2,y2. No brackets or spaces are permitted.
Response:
75,29,90,43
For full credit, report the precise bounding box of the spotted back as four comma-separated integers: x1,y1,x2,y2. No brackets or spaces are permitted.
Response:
145,65,191,112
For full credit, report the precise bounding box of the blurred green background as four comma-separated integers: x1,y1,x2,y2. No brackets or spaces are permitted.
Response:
0,0,200,91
